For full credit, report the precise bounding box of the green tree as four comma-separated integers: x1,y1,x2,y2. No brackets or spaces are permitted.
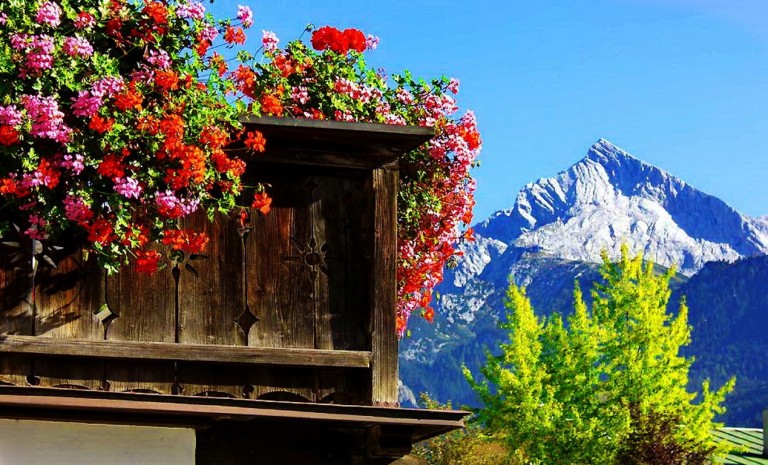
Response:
413,395,516,465
465,246,734,465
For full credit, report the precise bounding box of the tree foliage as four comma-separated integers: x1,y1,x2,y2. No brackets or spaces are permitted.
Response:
413,395,516,465
464,246,734,465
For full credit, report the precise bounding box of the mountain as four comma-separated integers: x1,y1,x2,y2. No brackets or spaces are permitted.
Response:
399,139,768,426
475,139,768,275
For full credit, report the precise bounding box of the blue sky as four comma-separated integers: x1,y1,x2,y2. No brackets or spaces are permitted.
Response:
211,0,768,221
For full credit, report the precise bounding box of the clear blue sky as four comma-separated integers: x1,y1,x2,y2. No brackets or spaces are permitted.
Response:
211,0,768,221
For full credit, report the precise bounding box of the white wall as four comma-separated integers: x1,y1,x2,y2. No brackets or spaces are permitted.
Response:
0,419,195,465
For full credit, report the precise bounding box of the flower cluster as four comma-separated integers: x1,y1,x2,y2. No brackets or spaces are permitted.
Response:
0,0,261,273
0,2,479,335
237,27,481,335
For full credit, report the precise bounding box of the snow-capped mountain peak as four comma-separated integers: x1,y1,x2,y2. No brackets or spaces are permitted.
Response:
473,139,768,276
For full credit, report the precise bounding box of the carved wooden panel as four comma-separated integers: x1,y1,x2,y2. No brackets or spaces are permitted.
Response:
104,250,176,393
34,251,104,390
0,242,32,386
244,164,370,354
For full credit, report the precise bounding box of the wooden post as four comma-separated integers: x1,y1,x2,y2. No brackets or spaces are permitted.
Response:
370,164,399,406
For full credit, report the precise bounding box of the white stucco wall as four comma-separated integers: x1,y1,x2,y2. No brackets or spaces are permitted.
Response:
0,419,195,465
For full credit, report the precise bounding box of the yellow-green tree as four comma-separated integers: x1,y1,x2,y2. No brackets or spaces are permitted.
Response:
465,247,734,465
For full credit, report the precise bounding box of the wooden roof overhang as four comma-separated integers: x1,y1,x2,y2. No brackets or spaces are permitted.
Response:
0,386,468,462
236,116,435,169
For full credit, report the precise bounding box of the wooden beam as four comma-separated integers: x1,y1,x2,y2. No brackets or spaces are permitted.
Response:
235,117,435,169
0,335,372,368
370,165,400,406
0,386,468,430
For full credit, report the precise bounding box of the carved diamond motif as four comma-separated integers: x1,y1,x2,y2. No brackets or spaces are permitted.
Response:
234,304,259,337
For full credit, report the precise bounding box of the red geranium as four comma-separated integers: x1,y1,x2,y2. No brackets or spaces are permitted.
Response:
343,29,366,53
224,26,246,45
311,26,343,52
89,115,114,134
244,130,266,152
162,229,210,254
143,2,168,25
251,191,272,215
155,69,179,91
0,126,20,146
311,26,366,54
135,250,162,274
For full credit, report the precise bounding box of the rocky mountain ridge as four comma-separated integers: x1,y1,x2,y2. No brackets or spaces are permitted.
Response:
399,140,768,426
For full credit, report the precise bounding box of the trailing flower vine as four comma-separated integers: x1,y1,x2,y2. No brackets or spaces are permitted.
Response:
0,1,480,335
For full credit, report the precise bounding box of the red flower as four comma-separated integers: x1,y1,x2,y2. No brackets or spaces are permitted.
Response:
143,2,168,25
260,94,283,117
195,37,211,56
423,306,435,323
155,69,179,91
231,65,257,98
343,29,366,53
272,54,295,78
135,250,162,274
0,177,28,198
89,115,114,134
210,53,228,77
311,26,343,52
0,126,20,146
87,218,116,245
311,26,367,54
162,229,209,254
244,130,266,152
199,126,230,148
97,153,126,179
224,26,246,45
113,85,143,111
122,223,150,248
251,191,272,215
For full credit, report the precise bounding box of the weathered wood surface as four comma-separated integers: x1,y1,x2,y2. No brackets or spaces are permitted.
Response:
104,248,176,393
0,244,33,386
0,335,372,367
370,165,400,406
34,251,104,389
176,211,244,396
0,119,430,404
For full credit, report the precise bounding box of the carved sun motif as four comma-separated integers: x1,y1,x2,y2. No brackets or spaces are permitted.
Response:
282,235,329,294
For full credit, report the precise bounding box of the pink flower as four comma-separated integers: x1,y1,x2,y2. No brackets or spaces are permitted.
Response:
61,154,85,175
237,5,253,28
262,30,279,52
155,191,200,218
396,88,414,105
11,34,55,78
63,195,93,224
291,86,309,105
63,36,94,58
72,91,102,117
91,76,125,97
384,114,407,126
114,177,143,199
0,13,7,25
447,78,460,94
147,49,171,69
177,1,205,20
0,105,23,127
200,25,218,42
36,2,62,27
334,109,356,122
366,34,379,50
25,214,48,240
22,94,70,143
